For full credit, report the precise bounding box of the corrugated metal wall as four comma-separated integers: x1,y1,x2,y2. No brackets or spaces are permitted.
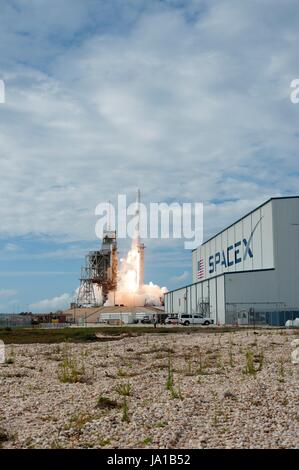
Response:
192,199,274,283
165,197,299,324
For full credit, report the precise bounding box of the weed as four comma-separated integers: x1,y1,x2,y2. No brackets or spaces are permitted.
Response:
223,391,236,400
5,346,15,364
228,340,234,367
64,412,94,431
220,427,229,434
50,440,64,449
81,348,89,358
166,354,183,399
184,356,194,376
53,345,61,355
0,428,9,443
197,351,206,375
117,368,128,377
115,382,132,423
115,382,132,397
243,350,255,375
255,351,264,371
24,437,35,449
57,347,87,383
216,352,223,369
212,393,219,427
166,354,174,391
5,357,14,365
278,359,285,383
98,438,111,447
177,379,184,400
122,396,130,422
96,396,120,409
156,421,168,428
142,436,153,445
243,350,263,376
251,399,262,406
81,441,95,449
170,387,179,399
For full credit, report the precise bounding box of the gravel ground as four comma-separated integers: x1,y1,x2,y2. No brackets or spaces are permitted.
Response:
0,329,298,449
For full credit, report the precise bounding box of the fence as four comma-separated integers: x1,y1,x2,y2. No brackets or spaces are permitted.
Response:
0,314,32,328
225,304,299,326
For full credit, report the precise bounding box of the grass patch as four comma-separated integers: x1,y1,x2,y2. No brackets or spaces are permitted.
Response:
156,421,168,428
115,382,132,397
243,350,264,376
0,428,10,443
166,354,183,399
0,326,262,344
278,358,285,383
98,438,111,447
121,398,130,423
115,383,132,423
64,412,95,431
96,396,120,409
142,436,153,445
57,348,87,383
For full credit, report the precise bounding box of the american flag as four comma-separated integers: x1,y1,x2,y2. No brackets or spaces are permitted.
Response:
197,258,204,280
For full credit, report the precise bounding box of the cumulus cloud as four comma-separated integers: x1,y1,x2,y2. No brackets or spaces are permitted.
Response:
171,271,190,283
0,0,299,302
0,1,298,244
29,293,74,312
0,288,17,298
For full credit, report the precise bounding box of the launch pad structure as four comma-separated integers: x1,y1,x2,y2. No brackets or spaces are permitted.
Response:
77,230,118,306
77,190,145,308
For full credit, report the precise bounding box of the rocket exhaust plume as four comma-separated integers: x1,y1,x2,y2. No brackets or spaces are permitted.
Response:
105,190,167,307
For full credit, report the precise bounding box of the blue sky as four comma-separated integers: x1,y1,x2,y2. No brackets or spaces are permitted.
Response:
0,0,299,312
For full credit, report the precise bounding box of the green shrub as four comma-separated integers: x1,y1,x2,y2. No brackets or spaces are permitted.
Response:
115,382,132,397
96,396,120,409
57,349,86,383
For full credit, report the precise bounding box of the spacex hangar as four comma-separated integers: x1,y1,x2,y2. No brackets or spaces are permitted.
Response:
164,196,299,326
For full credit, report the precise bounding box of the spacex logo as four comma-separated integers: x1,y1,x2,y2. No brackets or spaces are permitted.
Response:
208,217,262,275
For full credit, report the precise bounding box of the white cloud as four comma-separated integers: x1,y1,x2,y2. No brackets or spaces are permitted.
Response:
4,243,20,252
0,288,17,298
171,271,190,283
30,293,74,312
0,0,298,247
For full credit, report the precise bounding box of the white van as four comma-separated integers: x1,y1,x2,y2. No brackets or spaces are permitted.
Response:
178,313,214,326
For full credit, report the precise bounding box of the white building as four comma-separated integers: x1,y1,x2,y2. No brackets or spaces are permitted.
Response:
165,196,299,325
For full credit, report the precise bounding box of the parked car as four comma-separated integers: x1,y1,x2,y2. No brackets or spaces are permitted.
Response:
179,314,214,326
141,315,152,324
165,315,179,325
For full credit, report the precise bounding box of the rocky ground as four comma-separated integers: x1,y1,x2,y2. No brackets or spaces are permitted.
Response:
0,329,298,449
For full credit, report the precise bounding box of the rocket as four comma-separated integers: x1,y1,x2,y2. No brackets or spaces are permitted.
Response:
134,189,145,289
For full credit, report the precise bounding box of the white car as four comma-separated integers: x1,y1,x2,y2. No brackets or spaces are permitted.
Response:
165,315,178,325
179,314,214,326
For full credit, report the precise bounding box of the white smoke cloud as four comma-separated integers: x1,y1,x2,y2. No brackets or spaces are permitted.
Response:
30,293,73,312
105,240,167,307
